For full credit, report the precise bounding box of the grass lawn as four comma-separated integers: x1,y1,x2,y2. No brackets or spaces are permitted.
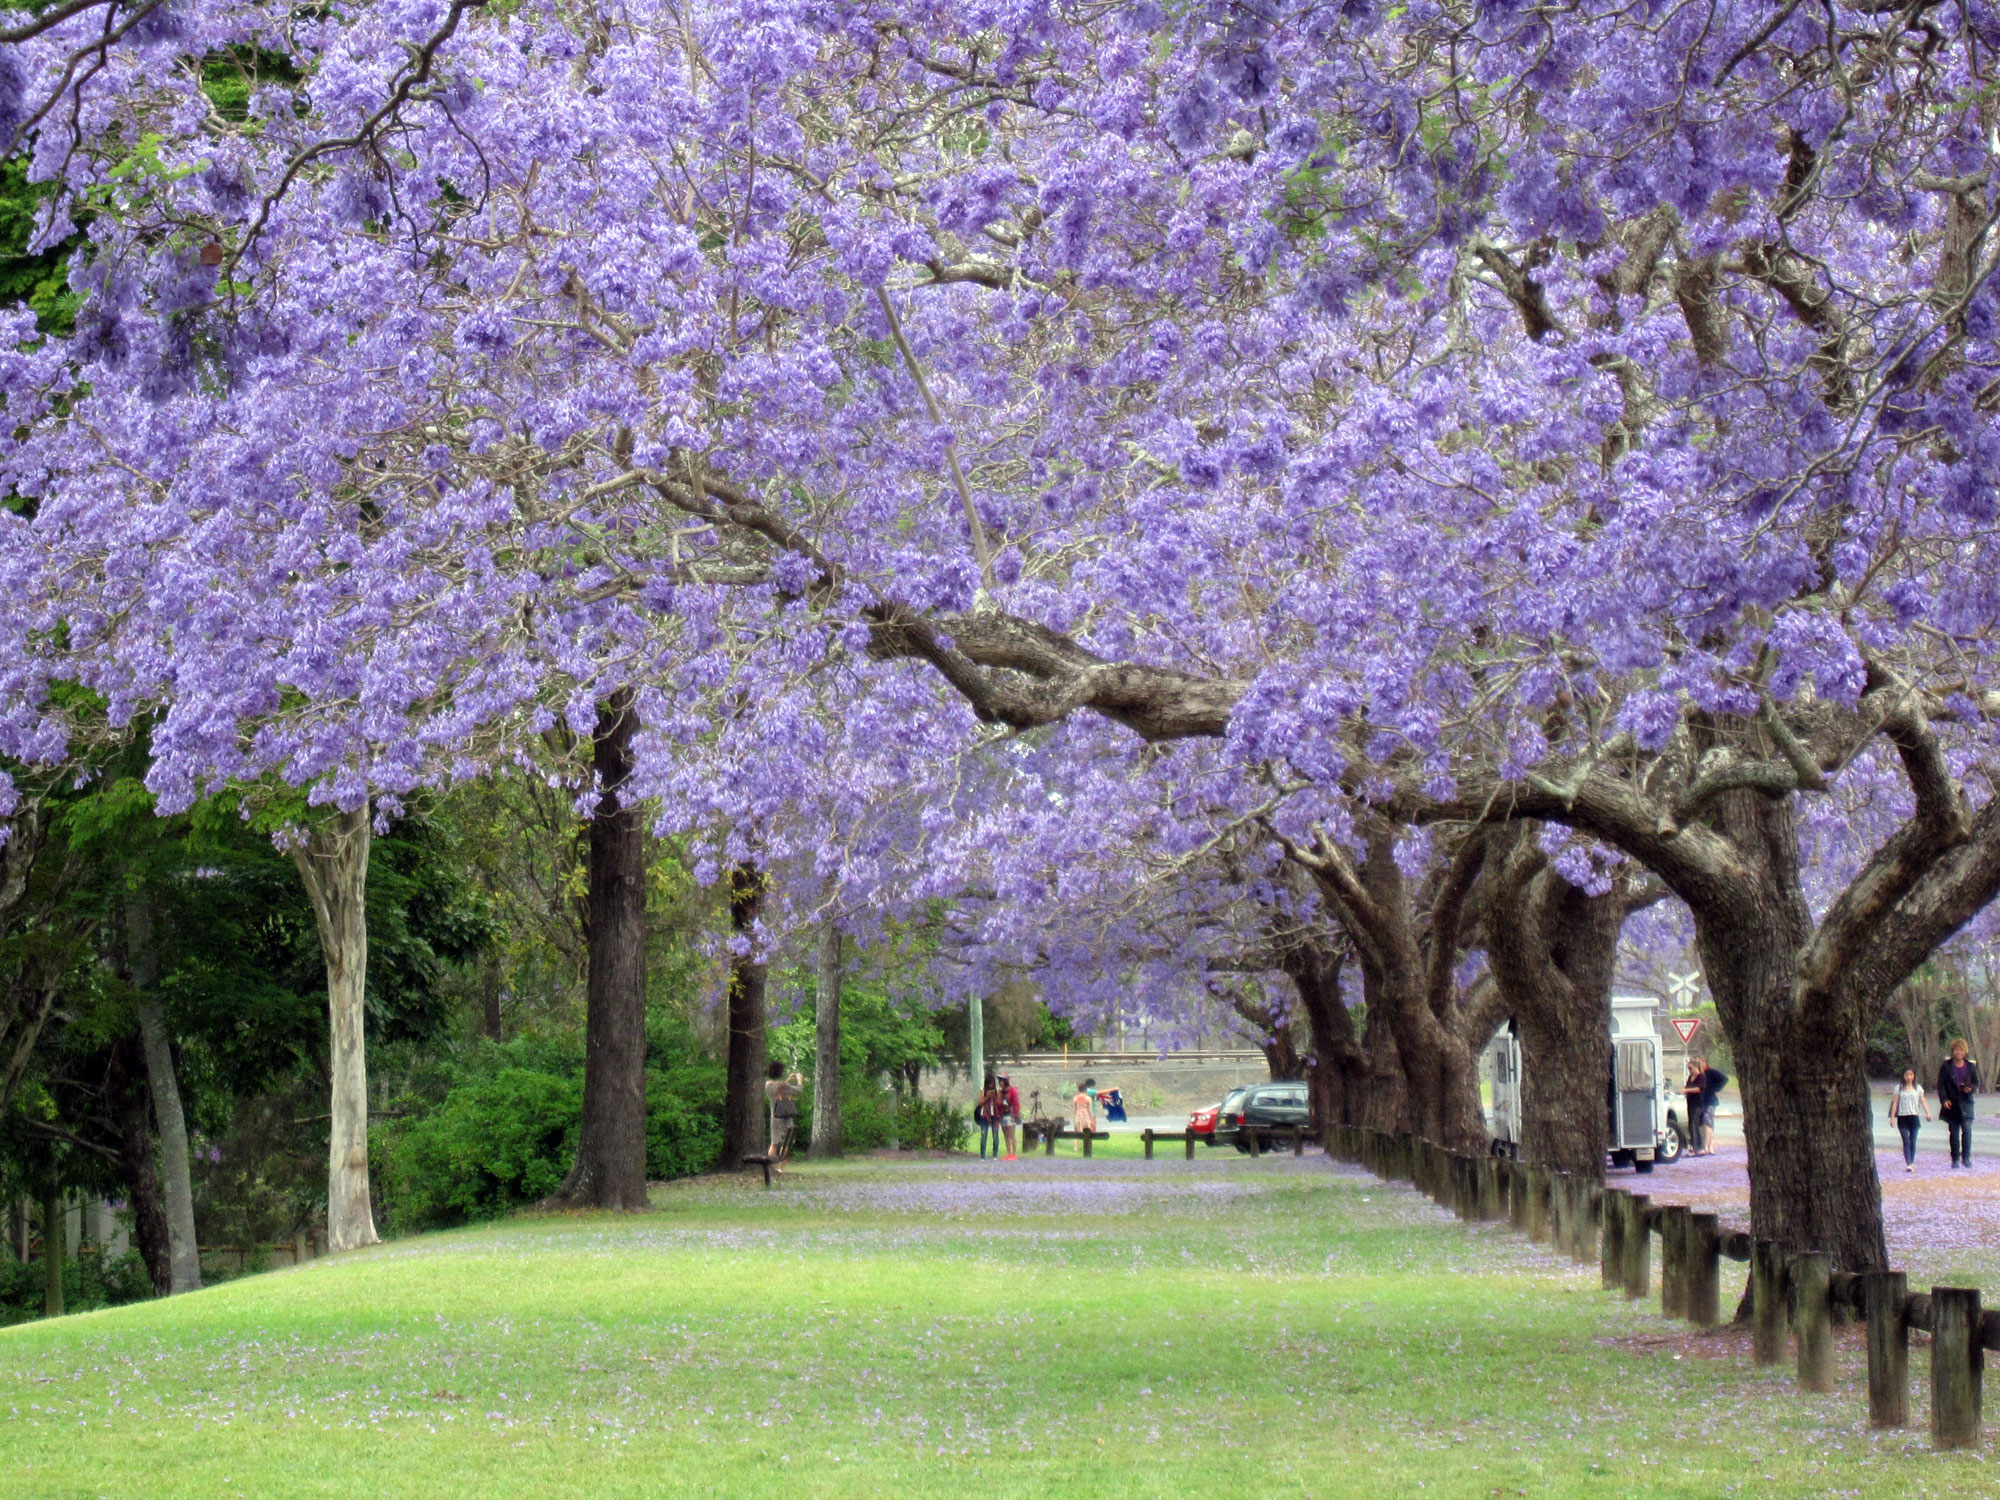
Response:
1,1151,1993,1499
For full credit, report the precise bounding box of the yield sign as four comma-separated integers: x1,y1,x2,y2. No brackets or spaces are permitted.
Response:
1671,1017,1701,1044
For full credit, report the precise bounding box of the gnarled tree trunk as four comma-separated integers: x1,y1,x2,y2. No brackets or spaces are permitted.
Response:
108,1036,171,1296
720,863,768,1171
1695,791,1882,1267
291,804,379,1252
1225,980,1304,1079
1334,829,1487,1151
1283,935,1364,1131
549,690,652,1211
1484,834,1625,1180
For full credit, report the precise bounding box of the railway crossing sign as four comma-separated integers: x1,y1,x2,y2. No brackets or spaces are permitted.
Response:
1671,1017,1701,1044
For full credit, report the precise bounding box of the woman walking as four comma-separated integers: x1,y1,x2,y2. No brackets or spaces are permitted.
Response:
1937,1039,1983,1168
976,1073,1002,1159
1888,1068,1931,1172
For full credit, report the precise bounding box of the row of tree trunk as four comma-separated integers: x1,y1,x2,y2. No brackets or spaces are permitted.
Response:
270,691,843,1252
1273,823,1636,1188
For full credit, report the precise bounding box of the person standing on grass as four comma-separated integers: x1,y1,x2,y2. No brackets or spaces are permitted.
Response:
1888,1068,1932,1172
976,1073,1002,1159
1682,1055,1727,1156
1937,1039,1982,1169
1072,1079,1096,1145
997,1073,1021,1161
765,1061,803,1174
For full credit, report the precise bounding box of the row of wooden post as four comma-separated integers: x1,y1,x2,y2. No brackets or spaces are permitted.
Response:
1325,1124,1997,1451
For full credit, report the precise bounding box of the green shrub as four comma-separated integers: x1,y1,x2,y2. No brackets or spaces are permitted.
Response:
827,1083,967,1153
376,1021,728,1233
646,1056,724,1180
379,1067,582,1230
0,1247,154,1325
899,1094,970,1152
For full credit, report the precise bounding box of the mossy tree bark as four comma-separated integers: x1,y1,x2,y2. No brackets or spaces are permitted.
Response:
549,689,653,1211
720,863,769,1171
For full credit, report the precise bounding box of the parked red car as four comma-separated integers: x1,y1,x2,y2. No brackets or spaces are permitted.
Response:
1188,1103,1221,1142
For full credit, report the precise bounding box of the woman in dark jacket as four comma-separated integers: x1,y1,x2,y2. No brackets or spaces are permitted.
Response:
1937,1039,1983,1169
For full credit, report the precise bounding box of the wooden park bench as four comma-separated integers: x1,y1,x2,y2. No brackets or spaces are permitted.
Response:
743,1153,778,1187
1035,1128,1112,1157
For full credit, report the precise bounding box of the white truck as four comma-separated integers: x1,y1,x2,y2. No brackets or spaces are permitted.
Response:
1480,995,1688,1170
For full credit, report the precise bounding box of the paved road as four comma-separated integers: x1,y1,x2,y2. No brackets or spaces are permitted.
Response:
1126,1087,1992,1163
1694,1084,1989,1159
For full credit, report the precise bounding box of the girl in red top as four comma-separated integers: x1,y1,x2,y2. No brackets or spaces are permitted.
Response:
996,1074,1021,1161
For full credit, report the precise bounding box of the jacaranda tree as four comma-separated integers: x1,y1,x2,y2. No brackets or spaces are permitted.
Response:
7,0,2000,1271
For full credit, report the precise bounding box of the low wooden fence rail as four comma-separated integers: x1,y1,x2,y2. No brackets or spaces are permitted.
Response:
1139,1126,1310,1160
1324,1124,2000,1451
1022,1126,1111,1156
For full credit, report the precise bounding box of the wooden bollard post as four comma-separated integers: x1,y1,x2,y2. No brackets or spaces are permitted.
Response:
1143,1129,1154,1161
1600,1188,1626,1289
1568,1179,1592,1261
1471,1155,1491,1220
1245,1128,1262,1159
1549,1173,1573,1254
1522,1166,1551,1243
1044,1128,1056,1157
1477,1156,1505,1220
1863,1271,1910,1428
1576,1186,1604,1267
1507,1160,1530,1232
1752,1240,1788,1366
1931,1287,1983,1449
1793,1251,1834,1393
1660,1205,1690,1319
1621,1196,1652,1300
1686,1212,1720,1327
1185,1131,1196,1161
1293,1128,1305,1158
1462,1155,1487,1220
1082,1132,1093,1158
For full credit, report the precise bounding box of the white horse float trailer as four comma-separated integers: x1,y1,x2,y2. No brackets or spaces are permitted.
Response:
1480,996,1687,1170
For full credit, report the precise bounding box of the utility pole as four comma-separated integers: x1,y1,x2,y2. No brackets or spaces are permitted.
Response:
969,992,985,1103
